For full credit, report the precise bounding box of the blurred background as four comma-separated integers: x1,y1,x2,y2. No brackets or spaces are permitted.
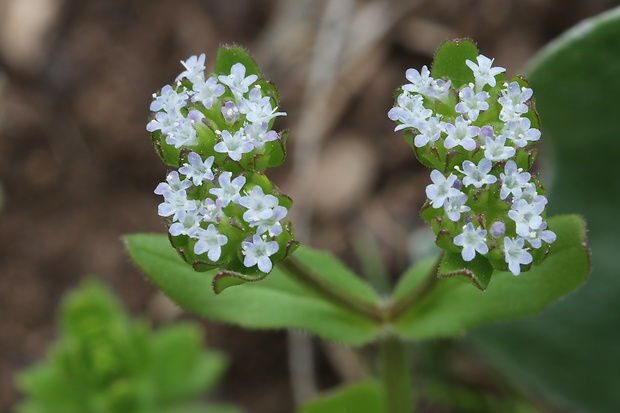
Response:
0,0,617,412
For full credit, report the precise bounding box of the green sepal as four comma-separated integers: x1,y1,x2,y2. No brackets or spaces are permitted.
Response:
265,130,289,168
215,45,262,79
438,251,494,291
153,130,182,168
431,38,479,89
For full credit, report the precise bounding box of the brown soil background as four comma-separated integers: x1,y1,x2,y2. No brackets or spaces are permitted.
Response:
0,1,615,412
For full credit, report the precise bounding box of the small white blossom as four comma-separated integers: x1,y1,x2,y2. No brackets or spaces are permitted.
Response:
483,134,516,162
193,224,228,261
465,54,506,91
443,116,479,151
165,110,204,148
150,84,188,113
244,122,278,148
192,76,225,109
239,86,286,124
443,193,470,222
402,65,434,96
242,234,279,273
500,118,541,148
156,189,198,221
429,78,452,102
168,209,202,237
213,129,253,161
426,170,462,208
221,101,240,123
498,81,533,122
176,54,206,84
503,237,532,275
455,85,489,121
523,221,557,249
218,63,258,98
179,152,214,186
508,198,546,237
388,93,432,131
238,186,279,224
499,161,531,200
457,158,497,188
453,222,489,261
254,206,288,236
209,172,246,207
414,116,444,147
154,171,192,195
199,198,222,223
147,110,181,134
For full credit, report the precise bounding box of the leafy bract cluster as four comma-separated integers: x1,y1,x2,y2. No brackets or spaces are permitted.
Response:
147,47,297,277
389,40,555,282
15,281,233,413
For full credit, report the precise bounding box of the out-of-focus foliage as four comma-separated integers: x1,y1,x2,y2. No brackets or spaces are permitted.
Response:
15,280,238,413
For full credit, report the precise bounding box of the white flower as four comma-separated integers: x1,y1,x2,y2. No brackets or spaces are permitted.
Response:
388,92,432,131
508,198,546,237
457,158,497,188
429,78,452,102
150,84,188,113
239,86,286,124
146,110,181,134
455,85,489,121
213,129,253,161
453,222,488,261
168,209,202,237
176,54,206,84
241,234,279,273
218,63,258,99
254,206,288,236
221,101,240,123
199,198,222,223
192,76,225,109
414,116,444,147
465,54,506,91
209,172,246,207
523,221,557,249
154,171,192,195
193,224,228,262
443,116,479,151
483,134,515,162
443,193,470,222
426,170,462,208
498,81,532,122
156,188,198,221
165,110,204,148
244,122,278,148
179,152,214,186
500,118,541,148
238,186,279,224
503,237,532,275
499,160,531,200
402,65,434,96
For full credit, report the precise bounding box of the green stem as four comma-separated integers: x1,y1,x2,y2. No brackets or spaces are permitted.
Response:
277,255,384,323
379,335,414,413
387,253,443,321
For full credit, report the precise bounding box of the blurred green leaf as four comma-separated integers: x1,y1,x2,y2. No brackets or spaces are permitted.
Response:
297,380,385,413
15,280,230,413
469,7,620,413
126,235,382,345
393,215,588,339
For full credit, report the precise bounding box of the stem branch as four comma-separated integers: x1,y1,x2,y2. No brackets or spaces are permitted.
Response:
379,335,414,413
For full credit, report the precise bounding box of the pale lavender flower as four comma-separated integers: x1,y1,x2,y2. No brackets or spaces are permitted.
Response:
192,76,225,109
443,116,479,151
455,85,490,121
213,129,253,161
454,222,488,261
242,234,279,273
193,224,228,261
499,161,531,200
175,54,206,84
465,54,506,91
209,172,246,207
426,170,462,208
218,63,258,98
457,158,497,188
179,152,214,186
503,237,532,275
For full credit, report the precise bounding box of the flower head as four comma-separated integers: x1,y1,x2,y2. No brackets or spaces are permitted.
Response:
454,223,489,261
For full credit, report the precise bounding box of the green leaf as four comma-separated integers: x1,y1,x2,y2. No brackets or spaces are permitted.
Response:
297,380,385,413
438,251,494,291
158,405,241,413
125,235,382,345
215,45,262,78
468,7,620,413
393,215,589,339
431,39,479,88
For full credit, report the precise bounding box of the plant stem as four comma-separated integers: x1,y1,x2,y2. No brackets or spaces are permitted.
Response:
379,334,414,413
388,253,443,321
277,255,384,323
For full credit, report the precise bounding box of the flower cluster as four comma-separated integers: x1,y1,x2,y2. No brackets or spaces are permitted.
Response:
389,48,555,276
147,50,296,275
